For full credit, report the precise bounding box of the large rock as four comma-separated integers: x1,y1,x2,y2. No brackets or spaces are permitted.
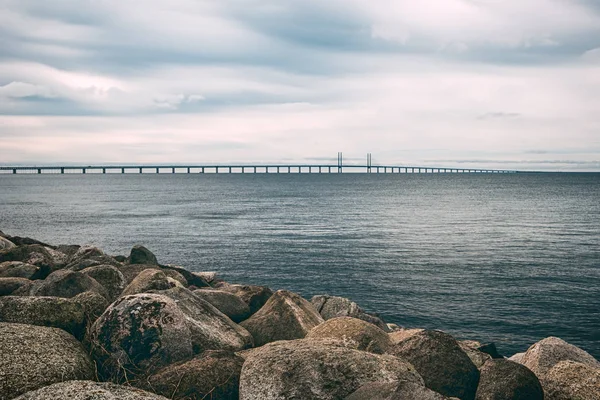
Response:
389,328,425,344
0,277,31,296
193,288,251,322
161,265,210,287
388,329,480,400
239,339,424,400
0,244,67,277
520,336,600,378
13,380,170,400
147,350,244,400
129,245,158,265
121,269,177,296
0,261,40,279
346,380,452,400
306,316,391,354
459,341,493,369
311,294,389,331
118,264,160,284
30,269,109,299
66,246,121,270
240,290,324,346
217,283,273,315
475,359,543,400
542,360,600,400
0,322,95,399
0,237,16,250
81,264,126,301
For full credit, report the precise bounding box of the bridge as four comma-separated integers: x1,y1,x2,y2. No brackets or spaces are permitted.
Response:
0,153,519,175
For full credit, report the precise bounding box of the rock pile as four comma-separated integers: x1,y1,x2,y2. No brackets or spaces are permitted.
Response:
0,231,598,399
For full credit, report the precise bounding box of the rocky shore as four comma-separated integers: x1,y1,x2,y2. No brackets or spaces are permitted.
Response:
0,231,598,400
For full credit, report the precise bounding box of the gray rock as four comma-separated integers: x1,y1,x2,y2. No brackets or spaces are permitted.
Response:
509,352,525,364
118,264,160,284
240,290,324,346
217,283,273,315
306,316,391,354
121,269,177,296
82,264,126,301
389,328,425,344
31,269,109,299
154,287,253,353
311,294,389,331
0,237,16,250
162,265,210,288
475,359,543,400
192,271,218,284
239,339,424,400
66,246,121,270
388,329,480,400
129,245,158,265
0,261,40,279
0,244,67,278
147,350,244,400
13,380,170,400
542,360,600,400
346,380,452,400
520,336,600,378
193,288,251,322
459,340,493,369
0,322,95,399
0,277,31,296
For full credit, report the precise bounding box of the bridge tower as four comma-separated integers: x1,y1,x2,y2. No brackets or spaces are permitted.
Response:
337,152,343,173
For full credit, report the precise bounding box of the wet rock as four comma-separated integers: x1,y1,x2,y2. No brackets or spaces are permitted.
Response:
0,236,16,250
66,246,121,270
129,245,158,265
121,269,176,296
193,288,251,322
0,261,40,279
0,277,31,296
306,316,392,354
543,360,600,400
239,339,424,400
478,342,503,359
2,235,52,248
311,294,389,331
217,283,273,315
475,359,543,400
147,350,244,400
13,380,170,400
520,336,600,378
346,380,453,400
459,341,493,369
81,264,126,301
0,244,67,277
31,269,109,299
388,329,480,400
0,322,95,399
240,289,324,346
154,287,253,353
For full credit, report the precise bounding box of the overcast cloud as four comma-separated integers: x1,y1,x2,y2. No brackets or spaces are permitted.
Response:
1,0,599,170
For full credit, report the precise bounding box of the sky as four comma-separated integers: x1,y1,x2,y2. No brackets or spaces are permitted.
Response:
1,0,599,171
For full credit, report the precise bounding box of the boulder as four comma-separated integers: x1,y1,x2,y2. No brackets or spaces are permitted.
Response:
509,352,525,364
240,290,324,346
543,360,600,400
66,246,121,270
306,316,391,354
147,350,244,400
0,236,16,250
81,264,126,301
162,265,210,288
121,269,176,296
388,329,480,400
13,380,170,400
0,322,95,399
459,341,492,369
118,264,160,284
129,245,158,265
0,244,67,277
192,288,251,322
217,283,273,315
475,359,543,400
0,261,40,279
346,380,453,400
192,271,218,284
31,269,109,299
1,235,52,247
520,336,600,378
153,287,253,353
311,294,389,331
0,277,31,296
239,339,424,400
389,328,425,344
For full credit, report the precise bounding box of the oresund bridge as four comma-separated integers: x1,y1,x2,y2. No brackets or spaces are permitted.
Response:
0,153,519,175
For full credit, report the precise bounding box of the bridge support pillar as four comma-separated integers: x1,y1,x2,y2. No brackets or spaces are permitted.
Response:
229,167,232,173
37,168,41,174
102,168,106,174
253,167,257,173
319,166,321,173
139,167,143,174
82,169,86,174
188,167,191,174
329,167,331,173
13,169,16,174
61,168,65,174
172,167,175,174
277,167,280,173
121,168,125,174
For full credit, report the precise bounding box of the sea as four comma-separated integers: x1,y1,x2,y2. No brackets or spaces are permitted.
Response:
1,172,598,358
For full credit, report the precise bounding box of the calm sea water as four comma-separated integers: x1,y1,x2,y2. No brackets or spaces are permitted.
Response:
1,173,599,358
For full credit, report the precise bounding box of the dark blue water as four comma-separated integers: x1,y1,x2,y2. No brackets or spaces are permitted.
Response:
1,173,599,358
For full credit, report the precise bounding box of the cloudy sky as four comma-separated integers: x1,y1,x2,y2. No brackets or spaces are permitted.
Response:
1,0,599,170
